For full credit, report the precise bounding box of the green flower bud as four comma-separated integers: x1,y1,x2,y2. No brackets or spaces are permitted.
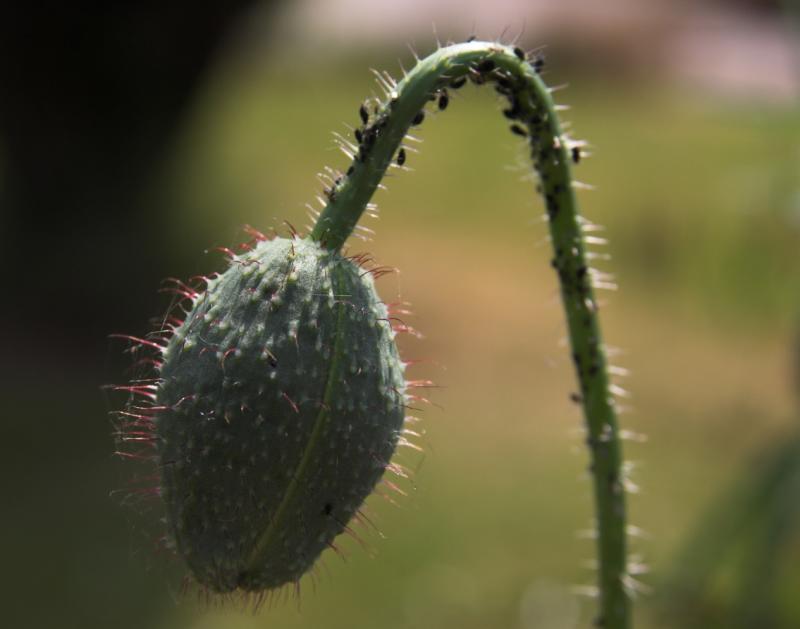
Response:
155,236,405,592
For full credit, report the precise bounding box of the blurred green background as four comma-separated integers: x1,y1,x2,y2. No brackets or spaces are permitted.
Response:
2,1,799,628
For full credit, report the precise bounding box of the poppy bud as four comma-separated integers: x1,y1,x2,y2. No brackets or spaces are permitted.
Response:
155,237,405,592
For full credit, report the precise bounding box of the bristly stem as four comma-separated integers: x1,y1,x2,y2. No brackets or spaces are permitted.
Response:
310,41,631,629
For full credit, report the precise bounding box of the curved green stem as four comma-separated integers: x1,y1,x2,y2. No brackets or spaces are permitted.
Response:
310,41,631,629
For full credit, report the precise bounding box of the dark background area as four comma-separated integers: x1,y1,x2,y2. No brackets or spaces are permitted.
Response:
0,4,265,628
0,2,261,361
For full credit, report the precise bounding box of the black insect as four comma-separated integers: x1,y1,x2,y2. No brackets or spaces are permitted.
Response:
510,124,527,137
533,57,545,73
450,77,467,89
362,126,377,149
545,193,559,218
397,148,406,166
571,146,581,164
359,103,369,124
476,59,495,73
513,46,526,61
496,76,512,91
467,35,476,42
438,90,449,111
503,99,520,120
411,111,425,126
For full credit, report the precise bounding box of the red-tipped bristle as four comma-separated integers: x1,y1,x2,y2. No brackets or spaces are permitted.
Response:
243,224,268,242
406,379,438,389
281,392,300,414
283,220,300,239
211,246,237,259
109,334,165,352
162,277,200,298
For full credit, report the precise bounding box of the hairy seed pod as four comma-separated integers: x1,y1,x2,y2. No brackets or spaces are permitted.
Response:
155,237,406,593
